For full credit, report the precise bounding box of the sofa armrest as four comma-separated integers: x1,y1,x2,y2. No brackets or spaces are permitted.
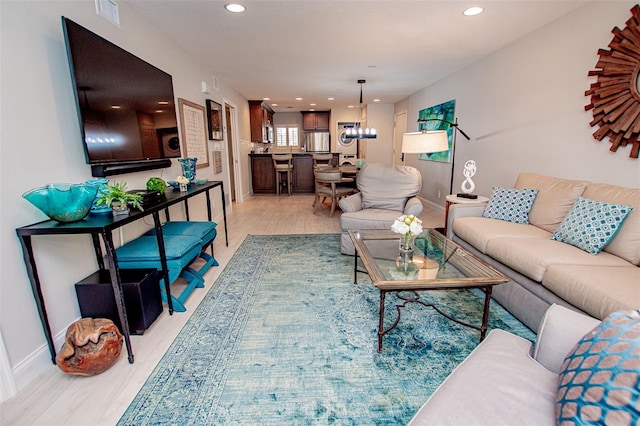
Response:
446,204,486,238
404,197,424,217
338,193,363,213
533,304,600,374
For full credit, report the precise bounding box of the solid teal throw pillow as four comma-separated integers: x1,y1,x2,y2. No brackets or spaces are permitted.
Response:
551,197,633,254
481,186,539,224
555,310,640,426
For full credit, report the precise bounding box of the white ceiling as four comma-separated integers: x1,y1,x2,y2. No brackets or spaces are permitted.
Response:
124,0,590,112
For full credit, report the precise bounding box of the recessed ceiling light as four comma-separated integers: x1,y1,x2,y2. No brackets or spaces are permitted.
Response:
463,6,483,16
328,97,335,101
263,97,270,101
296,97,303,101
373,99,380,102
272,103,278,106
111,105,121,109
348,105,354,109
225,3,245,13
310,103,316,106
158,101,169,105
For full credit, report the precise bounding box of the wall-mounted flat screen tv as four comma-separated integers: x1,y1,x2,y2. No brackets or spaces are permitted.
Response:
62,17,181,177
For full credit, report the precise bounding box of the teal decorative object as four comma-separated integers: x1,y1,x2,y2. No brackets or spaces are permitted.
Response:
85,178,111,214
178,157,197,182
22,183,99,223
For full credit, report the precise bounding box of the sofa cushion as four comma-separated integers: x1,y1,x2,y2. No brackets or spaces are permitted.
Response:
551,197,633,255
484,238,631,282
357,164,421,211
452,216,551,253
583,183,640,265
542,265,640,320
515,173,589,233
555,310,640,425
482,186,539,224
408,329,558,425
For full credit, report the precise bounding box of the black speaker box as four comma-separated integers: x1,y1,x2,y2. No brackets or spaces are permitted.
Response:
75,269,162,335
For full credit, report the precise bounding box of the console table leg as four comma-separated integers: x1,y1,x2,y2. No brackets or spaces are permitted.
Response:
18,235,56,364
101,232,134,364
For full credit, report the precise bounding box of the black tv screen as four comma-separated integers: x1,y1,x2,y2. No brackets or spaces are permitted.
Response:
62,17,181,176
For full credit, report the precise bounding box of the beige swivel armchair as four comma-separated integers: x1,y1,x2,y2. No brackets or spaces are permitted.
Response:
338,163,424,255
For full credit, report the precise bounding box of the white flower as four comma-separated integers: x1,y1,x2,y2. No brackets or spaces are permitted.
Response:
176,175,189,185
391,214,423,236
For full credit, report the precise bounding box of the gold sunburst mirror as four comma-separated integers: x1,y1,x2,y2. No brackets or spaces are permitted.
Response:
585,5,640,159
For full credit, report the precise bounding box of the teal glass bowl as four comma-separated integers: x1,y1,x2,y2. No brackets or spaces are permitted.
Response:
22,183,99,223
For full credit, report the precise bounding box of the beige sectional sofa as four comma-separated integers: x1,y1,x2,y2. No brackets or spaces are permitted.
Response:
408,304,604,425
446,173,639,331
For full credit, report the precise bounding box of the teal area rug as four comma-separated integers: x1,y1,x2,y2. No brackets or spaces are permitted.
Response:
119,234,535,425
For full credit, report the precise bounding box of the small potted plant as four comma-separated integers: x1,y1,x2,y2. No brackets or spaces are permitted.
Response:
94,181,143,216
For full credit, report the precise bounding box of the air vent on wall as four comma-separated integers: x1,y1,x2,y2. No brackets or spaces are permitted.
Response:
95,0,120,27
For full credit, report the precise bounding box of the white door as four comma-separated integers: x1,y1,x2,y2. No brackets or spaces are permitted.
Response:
393,111,407,165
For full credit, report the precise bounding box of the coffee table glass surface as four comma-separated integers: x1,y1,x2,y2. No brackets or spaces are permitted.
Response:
348,229,509,351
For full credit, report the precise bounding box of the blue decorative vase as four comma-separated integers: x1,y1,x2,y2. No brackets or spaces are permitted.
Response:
22,183,99,223
178,157,197,183
85,178,111,214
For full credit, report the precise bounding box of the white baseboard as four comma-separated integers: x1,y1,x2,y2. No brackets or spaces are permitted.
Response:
6,324,69,401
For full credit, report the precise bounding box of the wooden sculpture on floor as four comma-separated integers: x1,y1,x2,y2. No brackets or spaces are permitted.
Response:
55,317,123,376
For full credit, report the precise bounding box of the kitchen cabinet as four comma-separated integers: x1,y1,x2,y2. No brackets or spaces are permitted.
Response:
249,100,274,143
302,111,330,131
249,153,339,194
250,154,276,193
292,155,315,192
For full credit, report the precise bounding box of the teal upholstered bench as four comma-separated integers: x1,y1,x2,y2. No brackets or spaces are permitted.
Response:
116,234,203,312
145,221,219,274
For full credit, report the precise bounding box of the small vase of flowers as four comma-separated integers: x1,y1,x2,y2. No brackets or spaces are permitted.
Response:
391,214,423,273
176,175,189,192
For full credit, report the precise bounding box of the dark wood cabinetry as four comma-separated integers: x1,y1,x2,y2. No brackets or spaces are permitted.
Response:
250,155,276,193
249,100,274,143
292,155,314,192
302,111,330,131
250,153,338,194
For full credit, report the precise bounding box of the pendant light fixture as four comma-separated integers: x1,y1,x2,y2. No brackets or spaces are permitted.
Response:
344,80,377,139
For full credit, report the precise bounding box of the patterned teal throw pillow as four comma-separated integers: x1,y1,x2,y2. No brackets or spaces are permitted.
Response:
556,310,640,426
551,197,633,254
481,186,539,224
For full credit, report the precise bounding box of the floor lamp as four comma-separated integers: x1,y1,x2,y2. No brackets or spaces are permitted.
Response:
401,130,449,164
416,118,470,196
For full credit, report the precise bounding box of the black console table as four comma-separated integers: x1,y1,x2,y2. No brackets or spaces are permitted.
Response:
16,181,227,364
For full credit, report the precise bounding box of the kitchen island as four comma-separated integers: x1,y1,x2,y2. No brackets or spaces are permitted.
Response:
249,153,338,194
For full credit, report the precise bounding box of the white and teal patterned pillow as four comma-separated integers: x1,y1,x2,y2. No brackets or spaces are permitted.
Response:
482,186,539,224
551,197,633,254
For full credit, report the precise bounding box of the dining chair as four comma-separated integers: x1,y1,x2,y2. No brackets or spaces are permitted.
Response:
272,154,293,195
313,169,356,217
312,153,334,170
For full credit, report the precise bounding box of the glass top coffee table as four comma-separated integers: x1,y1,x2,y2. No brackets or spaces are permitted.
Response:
348,229,509,352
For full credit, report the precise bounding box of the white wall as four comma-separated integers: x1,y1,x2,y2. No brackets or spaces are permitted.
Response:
0,0,250,395
362,103,394,165
399,1,640,206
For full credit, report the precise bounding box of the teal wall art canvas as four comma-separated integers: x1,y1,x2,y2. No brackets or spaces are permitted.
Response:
418,99,456,163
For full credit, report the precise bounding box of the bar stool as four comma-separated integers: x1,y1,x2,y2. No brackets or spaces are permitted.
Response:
272,154,293,195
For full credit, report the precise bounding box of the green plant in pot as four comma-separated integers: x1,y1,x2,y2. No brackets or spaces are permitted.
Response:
94,181,143,216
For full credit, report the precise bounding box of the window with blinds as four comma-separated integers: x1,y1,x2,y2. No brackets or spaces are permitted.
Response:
275,125,299,147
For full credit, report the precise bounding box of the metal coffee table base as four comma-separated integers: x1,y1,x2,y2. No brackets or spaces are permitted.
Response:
377,287,493,353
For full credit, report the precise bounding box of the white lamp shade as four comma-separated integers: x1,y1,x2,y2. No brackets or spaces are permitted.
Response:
401,131,449,154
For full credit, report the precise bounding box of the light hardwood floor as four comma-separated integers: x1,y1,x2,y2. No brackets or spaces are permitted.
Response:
1,194,443,426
